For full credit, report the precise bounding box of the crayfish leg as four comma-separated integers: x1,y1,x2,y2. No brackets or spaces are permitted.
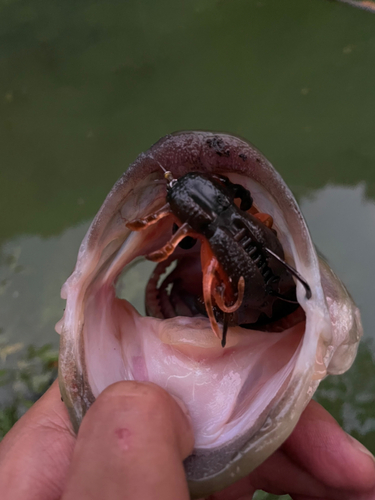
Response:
201,243,234,346
147,223,197,262
126,203,171,230
211,174,253,211
253,212,273,228
213,276,245,313
202,256,222,340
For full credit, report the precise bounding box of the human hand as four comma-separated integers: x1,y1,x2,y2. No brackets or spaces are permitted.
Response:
0,380,374,500
0,380,194,500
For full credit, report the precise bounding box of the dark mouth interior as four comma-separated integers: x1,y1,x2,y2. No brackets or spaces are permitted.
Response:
116,222,305,335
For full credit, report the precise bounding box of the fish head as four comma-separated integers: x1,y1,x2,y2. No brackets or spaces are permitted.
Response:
57,132,362,498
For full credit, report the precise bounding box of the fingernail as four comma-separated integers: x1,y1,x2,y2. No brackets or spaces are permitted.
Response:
347,434,375,462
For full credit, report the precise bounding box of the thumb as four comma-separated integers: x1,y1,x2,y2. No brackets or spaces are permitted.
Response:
61,381,194,500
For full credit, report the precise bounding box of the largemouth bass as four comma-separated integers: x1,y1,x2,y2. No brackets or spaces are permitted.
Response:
57,132,362,498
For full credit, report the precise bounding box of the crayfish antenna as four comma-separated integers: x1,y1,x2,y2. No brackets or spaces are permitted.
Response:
150,155,176,186
265,248,312,299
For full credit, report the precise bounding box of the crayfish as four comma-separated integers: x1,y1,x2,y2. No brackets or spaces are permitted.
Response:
127,168,311,347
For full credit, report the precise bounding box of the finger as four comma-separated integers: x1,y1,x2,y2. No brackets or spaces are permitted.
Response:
61,381,195,500
0,380,76,500
282,400,375,495
206,400,375,500
250,400,375,499
248,447,328,497
202,476,255,500
204,447,325,500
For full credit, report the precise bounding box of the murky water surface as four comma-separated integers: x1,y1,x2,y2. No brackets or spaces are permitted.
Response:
1,0,374,496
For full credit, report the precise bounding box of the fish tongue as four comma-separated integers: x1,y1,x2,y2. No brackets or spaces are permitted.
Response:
157,316,240,358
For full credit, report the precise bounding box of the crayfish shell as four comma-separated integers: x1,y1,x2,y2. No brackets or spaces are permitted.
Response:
57,132,362,498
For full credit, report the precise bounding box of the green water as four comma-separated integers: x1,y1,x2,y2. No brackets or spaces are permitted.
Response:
0,0,375,496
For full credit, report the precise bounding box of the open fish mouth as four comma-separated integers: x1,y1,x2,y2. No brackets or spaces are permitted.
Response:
57,132,362,498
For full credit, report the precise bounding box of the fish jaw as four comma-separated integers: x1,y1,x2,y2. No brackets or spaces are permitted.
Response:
57,132,362,497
